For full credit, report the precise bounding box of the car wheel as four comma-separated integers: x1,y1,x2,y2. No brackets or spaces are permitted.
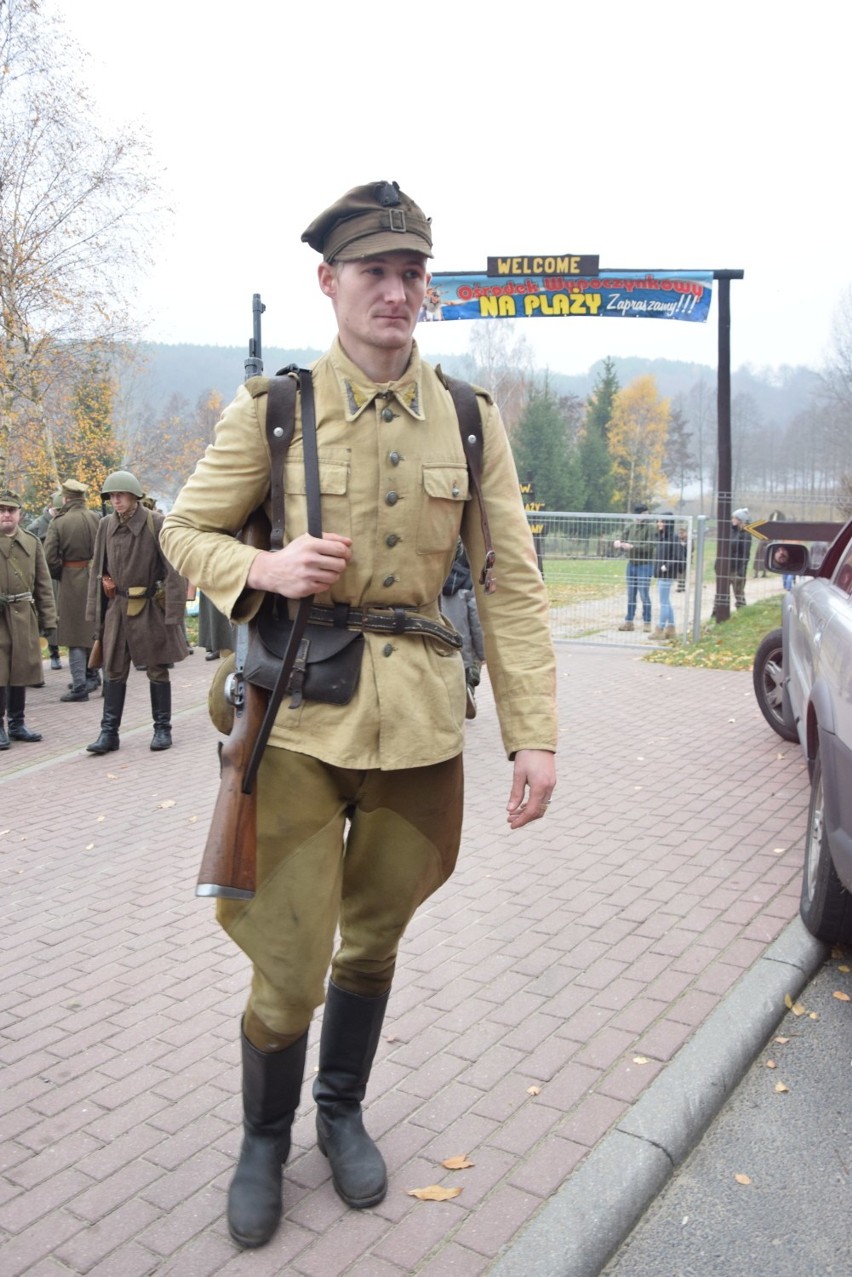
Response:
800,753,852,943
753,628,797,742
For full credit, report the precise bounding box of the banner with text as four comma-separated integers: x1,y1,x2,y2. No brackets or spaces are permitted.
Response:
420,270,713,324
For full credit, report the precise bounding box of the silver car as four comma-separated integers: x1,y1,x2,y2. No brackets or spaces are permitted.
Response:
753,521,852,942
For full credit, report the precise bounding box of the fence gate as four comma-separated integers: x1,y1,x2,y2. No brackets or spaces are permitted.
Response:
529,512,695,647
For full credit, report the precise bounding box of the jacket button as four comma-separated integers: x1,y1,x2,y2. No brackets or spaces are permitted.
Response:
452,485,460,497
385,491,399,506
385,533,399,547
382,575,395,588
381,407,395,422
388,451,401,465
383,643,394,657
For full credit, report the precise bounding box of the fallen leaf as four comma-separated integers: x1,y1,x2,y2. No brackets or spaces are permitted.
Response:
0,829,9,838
441,1155,474,1170
833,991,850,1002
385,1033,398,1043
157,799,176,809
774,1081,789,1093
85,843,94,851
765,1060,776,1069
406,1185,463,1201
107,773,117,779
527,1085,541,1096
774,1036,790,1045
188,815,198,824
784,993,793,1010
772,847,784,855
633,1056,650,1065
734,1173,752,1185
809,1012,820,1020
96,815,105,823
838,964,850,973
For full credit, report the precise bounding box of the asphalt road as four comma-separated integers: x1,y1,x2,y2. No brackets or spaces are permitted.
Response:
601,953,852,1276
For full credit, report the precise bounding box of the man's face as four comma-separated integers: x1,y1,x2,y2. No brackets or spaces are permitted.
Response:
109,492,136,516
0,504,21,536
318,252,428,364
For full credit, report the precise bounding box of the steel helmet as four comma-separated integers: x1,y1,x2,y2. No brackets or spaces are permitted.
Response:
101,470,144,499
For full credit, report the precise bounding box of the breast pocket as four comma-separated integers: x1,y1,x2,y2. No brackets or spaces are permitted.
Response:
416,464,469,555
283,449,352,540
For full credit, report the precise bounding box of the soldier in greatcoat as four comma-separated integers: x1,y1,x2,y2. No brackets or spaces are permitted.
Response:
44,478,101,701
0,490,58,749
85,471,189,754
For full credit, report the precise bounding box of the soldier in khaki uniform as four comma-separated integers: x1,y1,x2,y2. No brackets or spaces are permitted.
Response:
0,490,57,749
44,478,102,701
161,180,557,1249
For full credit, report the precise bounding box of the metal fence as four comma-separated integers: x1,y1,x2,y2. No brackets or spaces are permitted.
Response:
528,511,701,647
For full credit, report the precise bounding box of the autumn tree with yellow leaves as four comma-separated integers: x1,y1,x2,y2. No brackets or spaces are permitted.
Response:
608,375,671,510
1,0,163,504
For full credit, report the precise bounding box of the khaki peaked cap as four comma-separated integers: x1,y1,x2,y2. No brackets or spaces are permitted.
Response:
0,490,22,508
61,478,88,496
301,180,433,262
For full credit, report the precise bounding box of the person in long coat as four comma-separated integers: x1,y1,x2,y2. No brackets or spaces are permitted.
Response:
26,493,63,669
85,471,189,754
0,490,58,749
44,478,101,701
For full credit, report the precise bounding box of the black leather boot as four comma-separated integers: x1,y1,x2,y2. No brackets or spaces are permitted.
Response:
0,687,8,750
227,1024,308,1248
7,687,42,741
61,648,89,701
149,682,172,751
86,681,126,754
313,982,389,1208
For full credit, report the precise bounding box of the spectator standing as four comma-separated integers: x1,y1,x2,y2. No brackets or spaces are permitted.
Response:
730,508,752,608
26,492,63,669
0,490,57,748
615,504,656,631
44,478,101,701
650,513,682,640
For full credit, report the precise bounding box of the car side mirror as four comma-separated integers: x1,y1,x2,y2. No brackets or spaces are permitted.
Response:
764,542,812,575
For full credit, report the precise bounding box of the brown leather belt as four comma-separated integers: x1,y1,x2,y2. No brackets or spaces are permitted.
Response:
307,604,462,649
63,560,89,568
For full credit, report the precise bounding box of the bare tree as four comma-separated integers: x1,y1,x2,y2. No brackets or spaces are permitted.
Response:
459,321,534,433
0,0,165,490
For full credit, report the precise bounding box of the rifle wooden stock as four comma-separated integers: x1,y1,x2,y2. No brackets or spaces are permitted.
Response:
195,674,267,899
196,507,271,900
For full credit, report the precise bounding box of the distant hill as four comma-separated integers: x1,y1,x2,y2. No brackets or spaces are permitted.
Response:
134,343,821,431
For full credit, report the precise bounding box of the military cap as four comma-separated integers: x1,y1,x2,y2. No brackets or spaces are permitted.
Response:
0,490,22,508
301,180,433,262
52,491,65,507
61,477,88,496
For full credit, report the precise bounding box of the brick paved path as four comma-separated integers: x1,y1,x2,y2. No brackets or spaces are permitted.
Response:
0,643,810,1275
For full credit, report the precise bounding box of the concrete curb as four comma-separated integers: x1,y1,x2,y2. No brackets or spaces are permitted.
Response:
489,917,826,1277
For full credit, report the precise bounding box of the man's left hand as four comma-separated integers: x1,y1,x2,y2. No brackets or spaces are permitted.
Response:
506,749,556,829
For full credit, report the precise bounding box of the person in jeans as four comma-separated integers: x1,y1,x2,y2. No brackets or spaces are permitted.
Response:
649,513,683,640
615,504,656,631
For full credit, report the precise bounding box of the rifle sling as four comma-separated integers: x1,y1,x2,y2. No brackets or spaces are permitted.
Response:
241,370,319,794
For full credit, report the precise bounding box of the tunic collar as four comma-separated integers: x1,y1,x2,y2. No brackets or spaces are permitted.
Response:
327,337,426,424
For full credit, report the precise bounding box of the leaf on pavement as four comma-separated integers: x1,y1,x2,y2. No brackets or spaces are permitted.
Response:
809,1012,820,1020
838,964,850,973
441,1155,474,1170
774,1080,789,1093
406,1185,463,1201
774,1036,790,1045
527,1085,541,1095
157,799,176,809
633,1056,650,1065
765,1059,776,1069
832,990,850,1002
85,843,94,851
734,1173,752,1185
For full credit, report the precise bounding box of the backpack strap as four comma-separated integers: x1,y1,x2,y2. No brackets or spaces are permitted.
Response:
441,374,497,594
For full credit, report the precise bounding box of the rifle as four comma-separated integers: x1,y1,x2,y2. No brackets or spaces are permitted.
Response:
195,295,268,900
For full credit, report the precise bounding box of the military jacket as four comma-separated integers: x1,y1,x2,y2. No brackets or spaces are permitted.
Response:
0,527,58,686
44,500,101,647
162,339,557,770
87,503,189,671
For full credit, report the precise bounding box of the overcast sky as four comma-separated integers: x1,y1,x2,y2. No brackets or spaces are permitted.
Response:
60,0,847,379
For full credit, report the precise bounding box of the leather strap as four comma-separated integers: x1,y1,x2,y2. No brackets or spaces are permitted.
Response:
242,370,318,794
305,604,462,649
442,376,496,593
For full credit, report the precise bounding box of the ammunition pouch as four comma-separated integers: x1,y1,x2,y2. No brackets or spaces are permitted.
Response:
244,597,364,709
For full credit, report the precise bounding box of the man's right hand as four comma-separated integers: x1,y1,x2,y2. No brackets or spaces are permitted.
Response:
246,532,352,598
